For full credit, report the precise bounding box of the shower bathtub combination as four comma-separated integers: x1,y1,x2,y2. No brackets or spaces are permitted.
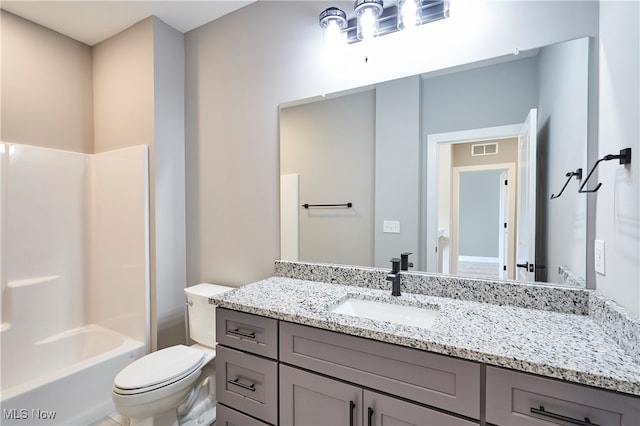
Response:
0,143,150,425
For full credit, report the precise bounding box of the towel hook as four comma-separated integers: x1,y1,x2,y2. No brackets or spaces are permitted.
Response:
550,168,583,199
578,148,632,193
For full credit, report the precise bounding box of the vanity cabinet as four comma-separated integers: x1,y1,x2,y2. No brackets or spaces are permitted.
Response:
486,366,640,426
279,321,481,420
215,308,639,426
280,364,477,425
215,308,279,425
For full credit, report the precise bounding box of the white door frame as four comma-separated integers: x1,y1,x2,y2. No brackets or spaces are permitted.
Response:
421,123,522,273
450,163,516,279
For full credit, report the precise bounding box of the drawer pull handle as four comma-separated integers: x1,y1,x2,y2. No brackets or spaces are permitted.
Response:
349,400,355,426
368,407,374,426
227,378,256,392
531,406,598,426
228,328,256,339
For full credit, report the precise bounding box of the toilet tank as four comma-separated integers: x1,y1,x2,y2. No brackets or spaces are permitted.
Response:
184,283,234,347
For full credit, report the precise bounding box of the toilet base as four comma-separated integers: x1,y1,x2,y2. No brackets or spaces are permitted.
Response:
122,362,217,426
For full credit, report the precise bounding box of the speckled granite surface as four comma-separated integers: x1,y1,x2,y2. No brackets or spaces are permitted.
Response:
212,262,640,397
274,260,591,315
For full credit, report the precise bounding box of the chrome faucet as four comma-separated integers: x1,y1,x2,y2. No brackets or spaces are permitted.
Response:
387,258,401,296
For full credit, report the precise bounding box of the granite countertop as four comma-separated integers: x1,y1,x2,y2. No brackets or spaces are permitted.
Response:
211,274,640,397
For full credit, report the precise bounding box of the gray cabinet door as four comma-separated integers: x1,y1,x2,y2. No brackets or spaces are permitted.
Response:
280,364,362,426
364,391,477,426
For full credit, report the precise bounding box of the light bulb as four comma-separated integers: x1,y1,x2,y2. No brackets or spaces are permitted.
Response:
324,20,344,47
400,0,418,30
355,0,383,41
359,8,377,39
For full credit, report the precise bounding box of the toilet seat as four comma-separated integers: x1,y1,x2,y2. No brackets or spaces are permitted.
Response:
114,345,206,395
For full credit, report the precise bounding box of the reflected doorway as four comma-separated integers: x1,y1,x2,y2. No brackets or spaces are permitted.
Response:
435,137,518,280
452,165,516,280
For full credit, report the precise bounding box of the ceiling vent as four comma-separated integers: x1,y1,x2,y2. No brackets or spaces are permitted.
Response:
471,143,499,156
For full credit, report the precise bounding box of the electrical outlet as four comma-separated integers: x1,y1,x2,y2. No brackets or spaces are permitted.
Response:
383,220,400,233
594,240,605,275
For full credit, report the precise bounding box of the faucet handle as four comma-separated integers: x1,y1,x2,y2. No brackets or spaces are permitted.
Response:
390,258,401,273
400,252,413,271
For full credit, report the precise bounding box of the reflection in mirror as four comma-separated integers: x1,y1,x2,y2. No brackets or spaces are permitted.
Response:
280,37,591,287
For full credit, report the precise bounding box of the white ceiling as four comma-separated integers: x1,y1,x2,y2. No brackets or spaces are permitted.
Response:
1,0,257,46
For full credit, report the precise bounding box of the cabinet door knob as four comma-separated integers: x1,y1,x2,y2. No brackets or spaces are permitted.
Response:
368,407,374,426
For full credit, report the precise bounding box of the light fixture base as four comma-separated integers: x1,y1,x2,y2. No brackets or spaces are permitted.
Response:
319,7,348,29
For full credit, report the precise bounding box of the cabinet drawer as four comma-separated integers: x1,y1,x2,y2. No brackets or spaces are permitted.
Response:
279,321,480,419
486,366,640,426
217,308,278,359
216,346,278,425
216,404,271,426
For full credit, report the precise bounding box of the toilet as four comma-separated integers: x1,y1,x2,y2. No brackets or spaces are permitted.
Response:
112,283,233,426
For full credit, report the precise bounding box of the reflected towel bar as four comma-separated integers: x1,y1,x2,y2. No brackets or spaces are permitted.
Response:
301,202,353,209
579,148,632,193
550,168,582,199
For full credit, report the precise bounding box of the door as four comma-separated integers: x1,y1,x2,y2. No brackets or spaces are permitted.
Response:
364,390,477,426
516,108,537,281
280,364,362,426
498,170,508,280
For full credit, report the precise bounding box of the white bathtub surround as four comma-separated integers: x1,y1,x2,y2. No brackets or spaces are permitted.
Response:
0,143,149,425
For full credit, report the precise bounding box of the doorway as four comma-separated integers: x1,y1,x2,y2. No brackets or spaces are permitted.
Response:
451,164,516,280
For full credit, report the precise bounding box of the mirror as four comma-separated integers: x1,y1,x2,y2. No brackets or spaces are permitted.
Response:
280,37,591,287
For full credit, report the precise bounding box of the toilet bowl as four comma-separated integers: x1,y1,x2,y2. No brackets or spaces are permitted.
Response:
112,283,233,426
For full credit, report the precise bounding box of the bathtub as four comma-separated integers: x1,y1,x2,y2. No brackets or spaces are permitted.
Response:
1,325,145,425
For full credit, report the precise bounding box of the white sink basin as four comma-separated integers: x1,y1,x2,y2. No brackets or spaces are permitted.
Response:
331,297,439,329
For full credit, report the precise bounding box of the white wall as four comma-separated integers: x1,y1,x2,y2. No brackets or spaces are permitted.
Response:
89,146,149,346
596,1,640,314
4,144,87,340
1,144,149,347
185,0,599,287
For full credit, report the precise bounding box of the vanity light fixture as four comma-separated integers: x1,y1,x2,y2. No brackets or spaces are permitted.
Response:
355,0,384,40
319,0,450,45
319,6,348,46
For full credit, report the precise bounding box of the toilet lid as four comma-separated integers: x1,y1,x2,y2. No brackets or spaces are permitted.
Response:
114,345,205,391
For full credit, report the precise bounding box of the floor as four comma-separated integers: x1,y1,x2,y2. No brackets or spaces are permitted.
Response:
89,412,127,426
89,412,216,426
457,259,501,279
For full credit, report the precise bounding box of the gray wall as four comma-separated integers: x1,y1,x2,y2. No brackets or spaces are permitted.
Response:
422,55,539,135
458,170,502,257
597,1,639,313
537,37,589,284
280,90,375,266
375,76,421,268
